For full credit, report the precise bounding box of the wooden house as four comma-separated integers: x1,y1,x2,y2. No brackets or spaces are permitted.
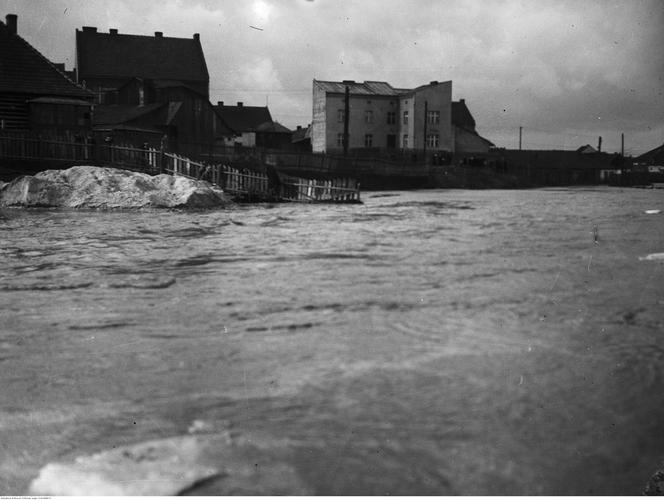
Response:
214,102,273,147
0,14,93,138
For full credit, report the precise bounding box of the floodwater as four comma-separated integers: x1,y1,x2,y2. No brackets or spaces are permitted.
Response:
1,187,663,494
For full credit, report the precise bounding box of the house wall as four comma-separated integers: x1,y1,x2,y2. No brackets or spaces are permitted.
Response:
323,93,398,153
311,81,327,152
407,81,453,152
0,94,29,130
28,102,91,138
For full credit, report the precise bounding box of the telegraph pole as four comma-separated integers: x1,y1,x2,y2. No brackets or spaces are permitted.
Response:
621,133,625,156
519,126,522,150
343,86,350,156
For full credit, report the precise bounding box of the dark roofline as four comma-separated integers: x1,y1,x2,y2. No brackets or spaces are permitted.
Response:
1,17,93,99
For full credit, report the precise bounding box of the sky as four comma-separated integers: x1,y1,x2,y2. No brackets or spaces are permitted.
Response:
5,0,663,155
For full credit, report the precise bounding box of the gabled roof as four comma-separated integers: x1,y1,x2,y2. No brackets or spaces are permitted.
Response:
576,144,598,154
635,143,664,164
452,100,476,129
0,17,92,98
256,121,291,133
314,79,402,96
214,104,273,133
76,28,209,83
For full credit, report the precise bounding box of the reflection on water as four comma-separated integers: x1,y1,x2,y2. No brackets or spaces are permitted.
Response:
1,187,663,494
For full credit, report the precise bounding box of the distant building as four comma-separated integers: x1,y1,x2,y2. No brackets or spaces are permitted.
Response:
75,26,209,103
214,102,291,149
312,79,455,154
292,124,312,152
0,14,93,137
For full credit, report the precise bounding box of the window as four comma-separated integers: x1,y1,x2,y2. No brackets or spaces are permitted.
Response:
403,110,409,125
365,110,373,124
402,134,409,148
426,134,439,148
427,110,440,125
364,134,373,147
337,133,344,147
387,111,396,125
337,109,345,123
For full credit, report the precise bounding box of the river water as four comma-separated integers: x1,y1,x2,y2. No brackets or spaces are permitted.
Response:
1,187,663,494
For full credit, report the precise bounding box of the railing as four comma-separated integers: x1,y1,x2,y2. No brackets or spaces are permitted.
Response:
0,133,361,202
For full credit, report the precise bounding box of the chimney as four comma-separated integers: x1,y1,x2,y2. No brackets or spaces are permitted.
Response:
430,80,438,85
109,28,118,35
154,31,163,37
459,98,465,104
217,101,224,106
5,14,17,34
237,102,243,107
82,26,97,33
297,125,302,130
598,136,602,153
193,33,200,41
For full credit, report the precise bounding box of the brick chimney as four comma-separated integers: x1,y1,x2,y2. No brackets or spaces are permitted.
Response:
154,31,163,37
109,28,118,35
82,26,97,33
237,102,243,107
217,101,224,106
193,33,200,41
5,14,17,34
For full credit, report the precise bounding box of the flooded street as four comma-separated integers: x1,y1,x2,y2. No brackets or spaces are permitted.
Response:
1,187,663,494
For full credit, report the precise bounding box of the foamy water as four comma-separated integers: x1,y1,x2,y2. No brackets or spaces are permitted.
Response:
1,187,663,494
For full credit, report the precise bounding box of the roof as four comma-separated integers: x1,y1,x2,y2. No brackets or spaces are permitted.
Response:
93,103,166,125
256,121,291,133
635,143,664,164
292,125,311,143
27,97,92,106
0,18,92,98
314,79,403,96
214,104,273,133
576,144,598,154
452,100,476,129
76,28,209,84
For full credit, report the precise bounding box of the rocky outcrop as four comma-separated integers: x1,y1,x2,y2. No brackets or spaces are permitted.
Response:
29,430,312,495
0,166,233,209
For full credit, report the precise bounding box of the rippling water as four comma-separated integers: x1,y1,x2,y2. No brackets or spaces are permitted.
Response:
1,187,663,494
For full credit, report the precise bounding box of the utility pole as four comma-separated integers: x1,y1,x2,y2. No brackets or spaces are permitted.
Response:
598,136,602,153
621,133,624,156
343,85,350,156
519,126,522,150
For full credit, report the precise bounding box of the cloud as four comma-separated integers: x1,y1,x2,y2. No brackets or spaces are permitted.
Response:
6,0,664,153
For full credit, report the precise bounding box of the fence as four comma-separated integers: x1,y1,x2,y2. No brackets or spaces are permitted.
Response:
0,132,361,202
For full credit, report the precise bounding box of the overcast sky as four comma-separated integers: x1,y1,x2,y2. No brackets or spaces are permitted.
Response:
6,0,663,154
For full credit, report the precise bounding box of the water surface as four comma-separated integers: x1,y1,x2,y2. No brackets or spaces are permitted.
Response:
1,187,663,494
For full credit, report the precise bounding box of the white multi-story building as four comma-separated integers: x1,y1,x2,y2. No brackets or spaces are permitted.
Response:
312,79,453,154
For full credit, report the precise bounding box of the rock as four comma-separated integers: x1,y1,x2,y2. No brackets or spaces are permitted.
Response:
0,165,233,209
29,432,313,496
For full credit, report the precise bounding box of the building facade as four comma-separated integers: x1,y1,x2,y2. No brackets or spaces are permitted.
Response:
312,79,453,154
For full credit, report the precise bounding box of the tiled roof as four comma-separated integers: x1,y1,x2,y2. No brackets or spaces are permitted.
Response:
214,104,273,133
314,80,403,96
76,29,209,84
0,19,92,98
